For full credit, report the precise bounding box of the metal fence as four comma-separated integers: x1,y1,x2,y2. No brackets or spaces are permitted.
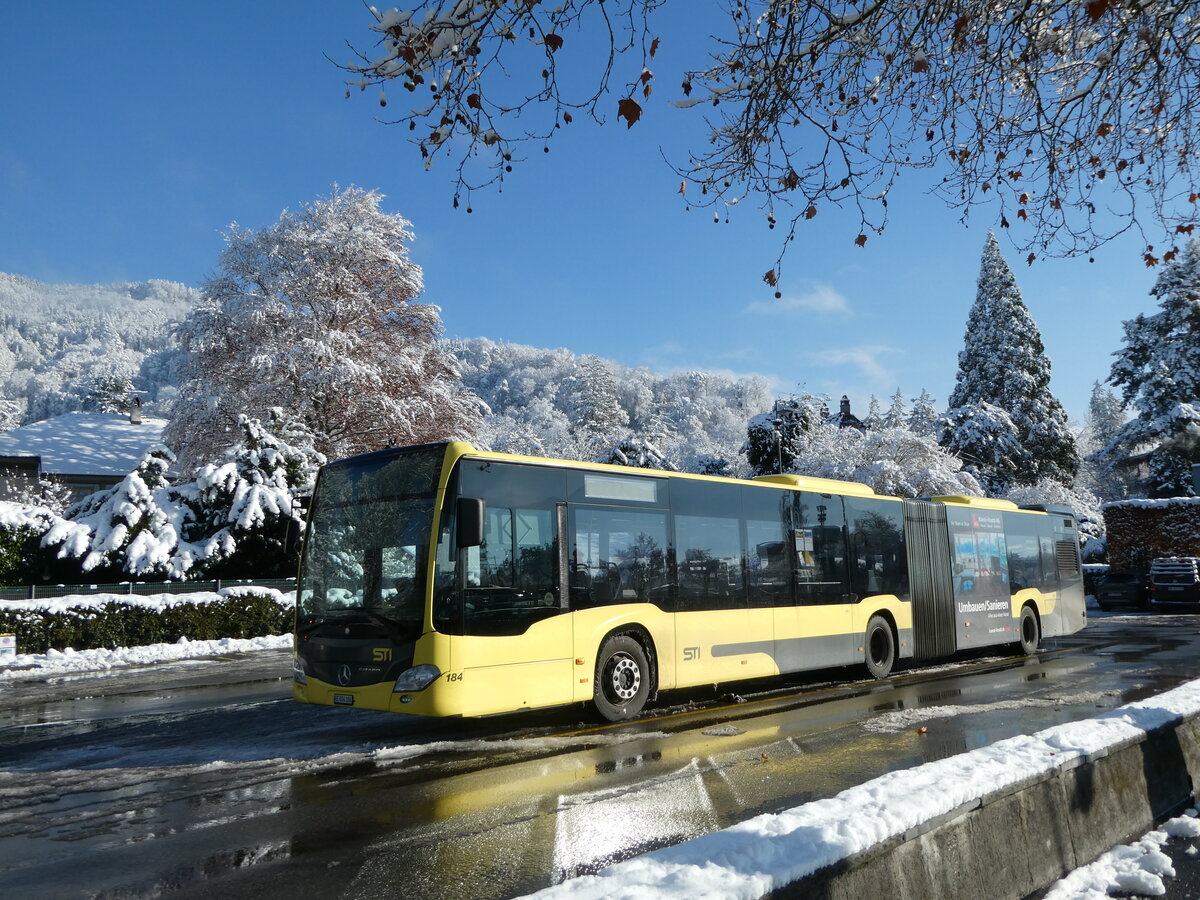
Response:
0,578,297,602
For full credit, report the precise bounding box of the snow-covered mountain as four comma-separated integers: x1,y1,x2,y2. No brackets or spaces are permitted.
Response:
0,272,198,426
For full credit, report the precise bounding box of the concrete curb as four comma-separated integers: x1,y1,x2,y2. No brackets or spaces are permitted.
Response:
769,712,1200,900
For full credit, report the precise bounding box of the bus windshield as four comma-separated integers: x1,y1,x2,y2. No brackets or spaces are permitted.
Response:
298,445,444,631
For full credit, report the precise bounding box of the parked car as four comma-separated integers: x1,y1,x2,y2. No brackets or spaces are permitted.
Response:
1095,571,1150,611
1149,557,1200,609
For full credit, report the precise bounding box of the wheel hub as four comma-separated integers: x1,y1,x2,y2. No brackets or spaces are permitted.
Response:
609,654,641,701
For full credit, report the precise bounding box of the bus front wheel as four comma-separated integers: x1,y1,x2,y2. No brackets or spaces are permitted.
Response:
594,634,651,721
1018,606,1040,655
864,616,895,679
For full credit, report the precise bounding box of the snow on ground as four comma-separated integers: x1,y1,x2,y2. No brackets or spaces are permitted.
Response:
0,633,293,680
521,678,1200,899
5,589,1200,899
1044,812,1200,899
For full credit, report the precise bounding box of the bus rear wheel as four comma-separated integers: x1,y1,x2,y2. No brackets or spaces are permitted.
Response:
594,634,651,721
1018,606,1040,655
864,615,895,679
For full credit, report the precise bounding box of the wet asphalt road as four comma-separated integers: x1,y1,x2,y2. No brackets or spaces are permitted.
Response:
2,611,1200,899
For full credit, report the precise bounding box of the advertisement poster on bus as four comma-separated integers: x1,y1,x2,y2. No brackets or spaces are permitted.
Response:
946,507,1014,648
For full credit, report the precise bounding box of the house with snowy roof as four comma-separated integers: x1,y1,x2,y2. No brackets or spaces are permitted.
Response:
0,410,167,502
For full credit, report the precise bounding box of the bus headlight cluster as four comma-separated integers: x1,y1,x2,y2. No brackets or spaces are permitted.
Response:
292,657,307,685
393,664,441,692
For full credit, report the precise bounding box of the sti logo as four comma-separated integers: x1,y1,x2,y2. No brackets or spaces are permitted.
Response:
683,646,700,661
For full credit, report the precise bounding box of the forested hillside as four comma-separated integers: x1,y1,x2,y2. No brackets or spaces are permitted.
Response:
0,273,196,426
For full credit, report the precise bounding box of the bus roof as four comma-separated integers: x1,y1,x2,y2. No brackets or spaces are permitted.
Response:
932,495,1021,511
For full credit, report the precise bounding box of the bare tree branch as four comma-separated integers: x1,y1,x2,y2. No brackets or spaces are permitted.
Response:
344,0,1200,277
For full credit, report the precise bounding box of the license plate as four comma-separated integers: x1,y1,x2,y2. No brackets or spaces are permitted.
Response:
1169,586,1184,592
333,693,355,706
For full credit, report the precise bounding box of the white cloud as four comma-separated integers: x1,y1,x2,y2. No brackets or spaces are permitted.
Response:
745,284,852,316
814,345,900,382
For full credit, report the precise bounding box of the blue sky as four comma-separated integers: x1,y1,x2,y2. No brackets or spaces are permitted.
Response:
0,2,1156,423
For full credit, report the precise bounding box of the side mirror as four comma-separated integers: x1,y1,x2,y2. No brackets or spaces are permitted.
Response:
456,497,485,548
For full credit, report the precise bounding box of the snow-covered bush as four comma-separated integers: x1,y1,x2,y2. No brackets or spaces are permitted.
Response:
42,446,191,580
40,412,321,582
0,501,60,586
788,424,982,498
1001,479,1105,547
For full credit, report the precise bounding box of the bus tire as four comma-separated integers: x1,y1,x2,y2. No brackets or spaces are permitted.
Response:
1018,606,1040,655
594,634,651,721
864,615,895,679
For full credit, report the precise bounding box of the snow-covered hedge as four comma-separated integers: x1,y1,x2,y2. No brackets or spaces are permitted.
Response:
0,587,293,654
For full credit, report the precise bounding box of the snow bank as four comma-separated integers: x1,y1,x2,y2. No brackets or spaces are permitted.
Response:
522,679,1200,899
0,633,293,680
1044,812,1200,899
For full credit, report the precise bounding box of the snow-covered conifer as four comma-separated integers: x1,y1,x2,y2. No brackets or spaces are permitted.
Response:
882,389,906,430
864,395,883,430
907,389,940,437
571,355,630,456
940,401,1029,496
165,185,482,471
1103,239,1200,497
1078,382,1135,501
43,446,192,578
185,411,324,578
946,233,1077,485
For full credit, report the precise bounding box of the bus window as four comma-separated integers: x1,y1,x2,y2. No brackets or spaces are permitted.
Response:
795,493,850,604
1003,514,1041,594
454,461,566,636
744,485,794,606
845,498,906,599
676,513,745,611
570,506,669,608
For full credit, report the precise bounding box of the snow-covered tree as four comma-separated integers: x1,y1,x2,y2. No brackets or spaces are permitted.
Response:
0,273,193,425
906,389,939,438
570,355,629,457
165,185,483,471
1000,479,1104,550
881,389,906,430
1078,382,1135,502
1103,239,1200,497
82,372,135,414
863,395,882,430
940,401,1028,496
183,411,324,578
745,392,829,477
946,233,1077,486
0,468,73,516
344,1,1200,269
788,424,982,499
43,446,191,579
601,435,677,471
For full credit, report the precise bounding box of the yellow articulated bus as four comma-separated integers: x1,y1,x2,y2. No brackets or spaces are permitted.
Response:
292,441,1086,721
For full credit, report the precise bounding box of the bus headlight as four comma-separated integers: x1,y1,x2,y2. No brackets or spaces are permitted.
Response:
393,664,441,692
292,656,307,685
